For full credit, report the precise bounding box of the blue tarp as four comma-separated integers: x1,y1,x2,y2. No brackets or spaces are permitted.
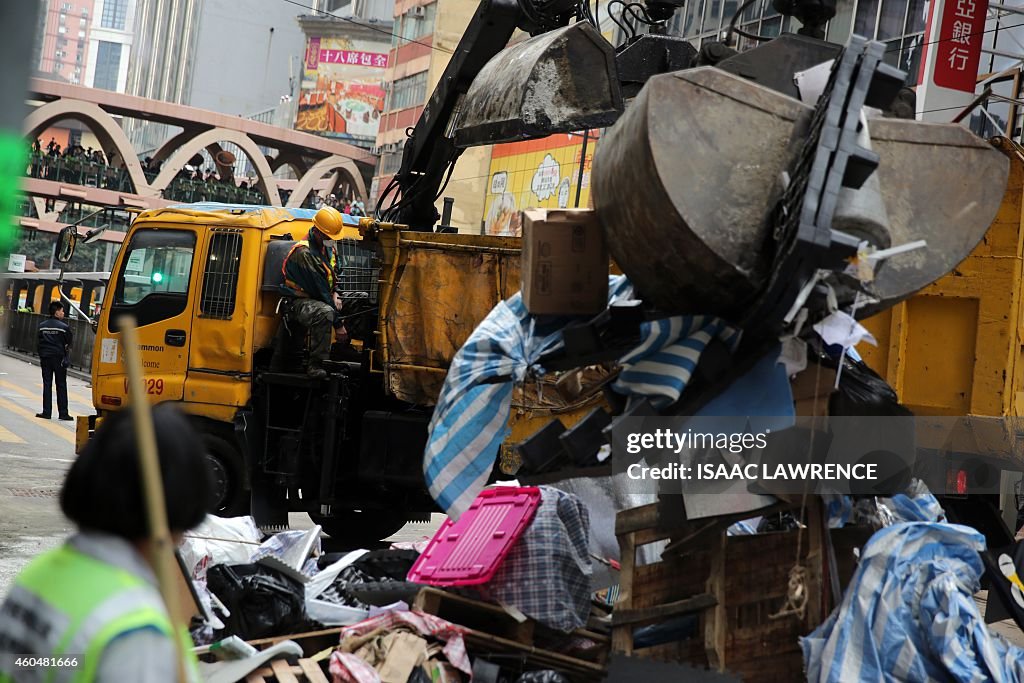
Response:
422,276,740,517
804,520,1024,682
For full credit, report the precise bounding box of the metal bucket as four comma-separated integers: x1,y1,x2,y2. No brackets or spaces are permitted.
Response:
591,66,1009,319
454,22,623,148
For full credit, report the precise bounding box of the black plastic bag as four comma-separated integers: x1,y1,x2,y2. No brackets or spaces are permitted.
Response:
828,359,912,417
207,563,308,640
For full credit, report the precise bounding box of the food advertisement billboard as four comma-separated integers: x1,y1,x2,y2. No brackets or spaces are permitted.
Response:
481,132,599,237
296,35,389,144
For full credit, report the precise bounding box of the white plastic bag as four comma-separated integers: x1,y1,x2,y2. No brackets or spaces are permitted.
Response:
180,514,262,580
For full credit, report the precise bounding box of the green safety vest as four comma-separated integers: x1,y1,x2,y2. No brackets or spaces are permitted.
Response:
0,544,199,683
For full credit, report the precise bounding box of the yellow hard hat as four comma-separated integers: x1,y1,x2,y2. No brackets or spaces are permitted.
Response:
313,206,345,239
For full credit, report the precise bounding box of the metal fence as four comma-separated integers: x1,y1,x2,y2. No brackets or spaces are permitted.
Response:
4,311,96,372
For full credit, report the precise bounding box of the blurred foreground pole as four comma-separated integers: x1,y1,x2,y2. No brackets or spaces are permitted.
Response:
0,1,39,255
118,315,188,682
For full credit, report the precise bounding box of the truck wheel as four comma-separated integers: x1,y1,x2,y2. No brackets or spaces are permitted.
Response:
203,433,249,517
311,511,409,547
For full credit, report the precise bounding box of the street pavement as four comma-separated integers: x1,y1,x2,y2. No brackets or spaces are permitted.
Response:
0,353,441,597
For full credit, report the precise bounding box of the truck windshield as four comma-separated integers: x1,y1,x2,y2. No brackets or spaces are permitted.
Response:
109,229,196,330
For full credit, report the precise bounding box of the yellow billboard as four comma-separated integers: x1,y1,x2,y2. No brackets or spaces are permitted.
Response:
482,132,598,236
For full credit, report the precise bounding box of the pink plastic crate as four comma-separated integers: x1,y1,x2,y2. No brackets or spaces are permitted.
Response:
407,487,542,587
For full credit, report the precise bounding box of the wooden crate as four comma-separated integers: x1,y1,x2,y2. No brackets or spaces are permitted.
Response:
411,587,609,680
244,658,329,683
612,500,826,683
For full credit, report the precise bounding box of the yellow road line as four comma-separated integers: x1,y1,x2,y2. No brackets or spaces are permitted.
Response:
31,382,93,410
0,380,89,414
0,396,75,445
0,426,26,444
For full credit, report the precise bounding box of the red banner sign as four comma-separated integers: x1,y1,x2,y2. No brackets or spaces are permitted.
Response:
319,49,388,68
933,0,988,93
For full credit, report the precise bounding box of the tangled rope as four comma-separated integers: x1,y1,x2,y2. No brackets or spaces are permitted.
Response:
770,564,809,620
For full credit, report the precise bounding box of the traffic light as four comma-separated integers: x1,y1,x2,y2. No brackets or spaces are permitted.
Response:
152,272,164,284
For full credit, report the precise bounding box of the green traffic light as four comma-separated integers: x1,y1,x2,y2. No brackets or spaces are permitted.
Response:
152,272,164,283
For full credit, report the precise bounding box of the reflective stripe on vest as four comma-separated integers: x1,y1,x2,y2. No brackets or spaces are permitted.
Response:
282,240,336,296
0,545,198,683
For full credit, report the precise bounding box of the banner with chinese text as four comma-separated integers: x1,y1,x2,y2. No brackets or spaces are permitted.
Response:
296,35,389,143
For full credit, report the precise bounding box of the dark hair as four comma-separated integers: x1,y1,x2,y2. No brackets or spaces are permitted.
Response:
60,404,213,539
48,301,64,316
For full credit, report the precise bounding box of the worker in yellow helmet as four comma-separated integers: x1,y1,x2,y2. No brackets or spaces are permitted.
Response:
272,206,345,378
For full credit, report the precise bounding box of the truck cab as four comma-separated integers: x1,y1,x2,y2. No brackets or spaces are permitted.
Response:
78,203,436,542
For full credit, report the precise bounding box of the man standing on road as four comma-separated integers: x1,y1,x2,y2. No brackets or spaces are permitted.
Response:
36,300,73,421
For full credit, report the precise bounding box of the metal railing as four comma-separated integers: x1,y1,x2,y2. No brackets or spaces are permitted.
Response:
25,152,269,205
3,310,96,372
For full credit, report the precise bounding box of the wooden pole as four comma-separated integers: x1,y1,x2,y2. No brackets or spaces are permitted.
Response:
117,315,188,683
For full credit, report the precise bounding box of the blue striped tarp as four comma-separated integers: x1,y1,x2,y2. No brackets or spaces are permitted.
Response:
804,521,1024,682
423,276,739,517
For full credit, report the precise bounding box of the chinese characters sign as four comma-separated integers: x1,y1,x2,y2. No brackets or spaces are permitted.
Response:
297,35,389,143
319,49,388,68
934,0,987,92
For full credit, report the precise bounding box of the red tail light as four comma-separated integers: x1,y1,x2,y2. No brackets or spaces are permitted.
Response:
956,469,968,495
100,395,122,406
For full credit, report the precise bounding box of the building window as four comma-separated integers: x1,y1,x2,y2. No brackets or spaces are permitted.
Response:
58,25,67,34
61,2,72,10
93,40,123,91
392,3,436,47
387,71,428,112
101,0,128,30
379,150,404,175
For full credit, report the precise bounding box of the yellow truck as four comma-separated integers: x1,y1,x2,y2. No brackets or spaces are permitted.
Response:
862,137,1024,533
63,204,592,542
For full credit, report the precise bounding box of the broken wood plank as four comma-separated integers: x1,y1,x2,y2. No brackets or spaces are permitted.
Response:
413,587,535,644
612,593,718,628
704,531,726,672
271,659,300,683
299,659,330,683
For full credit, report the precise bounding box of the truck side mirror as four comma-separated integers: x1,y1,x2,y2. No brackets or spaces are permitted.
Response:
55,226,78,264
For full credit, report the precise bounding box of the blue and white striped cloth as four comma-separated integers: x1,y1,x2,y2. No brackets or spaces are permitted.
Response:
423,276,739,517
803,521,1024,682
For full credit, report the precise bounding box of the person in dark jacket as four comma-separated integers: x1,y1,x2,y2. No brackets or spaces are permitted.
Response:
271,206,346,378
36,300,73,421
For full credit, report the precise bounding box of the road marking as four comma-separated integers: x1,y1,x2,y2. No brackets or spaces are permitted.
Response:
0,426,26,444
0,379,88,416
0,452,73,464
28,382,93,411
0,397,75,445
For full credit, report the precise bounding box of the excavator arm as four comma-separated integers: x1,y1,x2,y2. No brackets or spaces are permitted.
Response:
376,0,580,230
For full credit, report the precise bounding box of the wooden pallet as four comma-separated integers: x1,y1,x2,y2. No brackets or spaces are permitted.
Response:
412,587,609,680
244,658,329,683
413,586,535,644
612,499,827,683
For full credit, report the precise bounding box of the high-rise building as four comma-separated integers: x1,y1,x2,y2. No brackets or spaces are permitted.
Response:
665,0,1024,135
86,0,137,92
372,0,492,230
37,0,96,86
124,0,311,156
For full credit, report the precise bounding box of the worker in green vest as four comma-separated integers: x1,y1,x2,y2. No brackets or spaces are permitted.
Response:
0,404,213,682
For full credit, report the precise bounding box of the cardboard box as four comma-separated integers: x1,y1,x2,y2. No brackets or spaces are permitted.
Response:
521,208,608,316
